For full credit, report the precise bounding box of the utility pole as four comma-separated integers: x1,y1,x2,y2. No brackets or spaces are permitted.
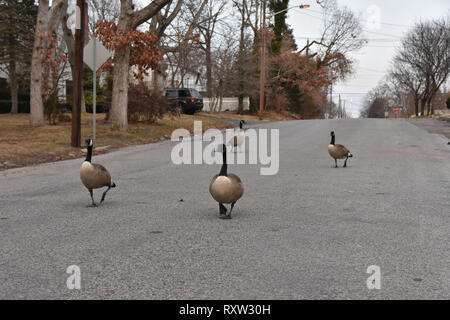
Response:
343,100,346,118
329,84,332,118
259,0,266,120
338,94,341,119
71,0,86,148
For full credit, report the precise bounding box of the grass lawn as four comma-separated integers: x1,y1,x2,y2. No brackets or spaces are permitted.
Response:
199,111,298,122
0,113,233,170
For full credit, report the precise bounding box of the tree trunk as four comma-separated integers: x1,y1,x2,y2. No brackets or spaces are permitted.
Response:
30,0,48,126
206,37,212,98
237,5,245,114
109,46,130,129
9,60,19,114
414,98,419,116
420,98,425,116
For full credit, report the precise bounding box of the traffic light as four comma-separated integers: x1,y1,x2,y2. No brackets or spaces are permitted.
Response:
299,4,310,8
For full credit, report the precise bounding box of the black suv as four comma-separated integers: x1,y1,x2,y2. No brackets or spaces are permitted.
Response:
165,88,203,115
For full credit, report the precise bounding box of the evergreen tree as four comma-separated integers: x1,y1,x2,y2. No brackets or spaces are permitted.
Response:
268,0,296,54
0,0,37,113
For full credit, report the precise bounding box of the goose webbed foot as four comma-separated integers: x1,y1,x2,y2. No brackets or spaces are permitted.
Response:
220,213,232,219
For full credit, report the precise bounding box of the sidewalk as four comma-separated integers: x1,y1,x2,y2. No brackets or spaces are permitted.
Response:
409,117,450,140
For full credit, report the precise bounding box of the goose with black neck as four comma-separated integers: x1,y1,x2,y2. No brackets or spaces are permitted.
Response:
209,144,244,219
80,139,116,207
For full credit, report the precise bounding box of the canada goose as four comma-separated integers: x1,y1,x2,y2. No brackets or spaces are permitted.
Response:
328,131,353,168
209,144,244,219
228,120,245,152
80,139,116,206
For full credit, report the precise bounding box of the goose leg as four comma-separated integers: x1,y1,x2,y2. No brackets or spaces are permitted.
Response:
100,186,111,204
344,157,348,167
334,159,338,168
227,202,236,218
219,203,230,219
88,189,97,207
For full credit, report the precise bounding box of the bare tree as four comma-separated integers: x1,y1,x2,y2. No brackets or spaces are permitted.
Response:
395,18,450,115
86,0,120,28
30,0,66,126
389,60,424,116
298,0,366,80
106,0,172,130
149,0,208,90
191,0,227,98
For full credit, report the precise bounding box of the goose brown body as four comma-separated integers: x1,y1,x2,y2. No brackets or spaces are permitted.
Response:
209,144,244,218
328,131,353,167
228,120,245,151
80,139,115,206
209,174,244,204
328,144,351,159
80,162,113,190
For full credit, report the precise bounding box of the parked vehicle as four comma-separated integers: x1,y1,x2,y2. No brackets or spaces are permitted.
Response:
164,88,203,115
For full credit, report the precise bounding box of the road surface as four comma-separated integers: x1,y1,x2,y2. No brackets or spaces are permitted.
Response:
0,119,449,299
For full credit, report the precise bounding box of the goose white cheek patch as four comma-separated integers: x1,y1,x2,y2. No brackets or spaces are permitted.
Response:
170,121,280,176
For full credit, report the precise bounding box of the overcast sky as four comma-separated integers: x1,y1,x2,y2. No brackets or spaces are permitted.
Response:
111,0,448,117
287,0,449,117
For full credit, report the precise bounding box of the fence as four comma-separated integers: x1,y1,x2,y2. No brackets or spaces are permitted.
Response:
202,96,250,112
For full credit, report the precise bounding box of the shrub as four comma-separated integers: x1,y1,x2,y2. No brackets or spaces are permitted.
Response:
43,92,62,125
127,83,179,123
446,97,450,109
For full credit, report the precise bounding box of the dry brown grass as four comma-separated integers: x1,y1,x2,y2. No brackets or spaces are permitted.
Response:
0,113,233,170
200,111,298,122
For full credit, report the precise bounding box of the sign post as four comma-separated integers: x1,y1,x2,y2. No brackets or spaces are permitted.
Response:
83,35,111,142
393,106,399,118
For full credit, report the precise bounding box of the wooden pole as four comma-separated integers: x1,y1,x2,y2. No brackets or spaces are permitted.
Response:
338,94,341,119
259,0,266,120
71,0,85,148
329,84,332,118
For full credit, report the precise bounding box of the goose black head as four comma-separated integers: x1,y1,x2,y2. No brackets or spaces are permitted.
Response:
239,120,245,129
330,131,335,145
85,138,93,148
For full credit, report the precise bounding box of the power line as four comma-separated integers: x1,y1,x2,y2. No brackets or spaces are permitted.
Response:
292,9,407,39
304,8,414,28
294,36,401,42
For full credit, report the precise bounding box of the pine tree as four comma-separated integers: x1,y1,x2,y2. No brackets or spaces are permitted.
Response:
268,0,296,54
0,0,37,113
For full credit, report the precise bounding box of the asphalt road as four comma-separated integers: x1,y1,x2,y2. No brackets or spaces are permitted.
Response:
0,119,449,299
